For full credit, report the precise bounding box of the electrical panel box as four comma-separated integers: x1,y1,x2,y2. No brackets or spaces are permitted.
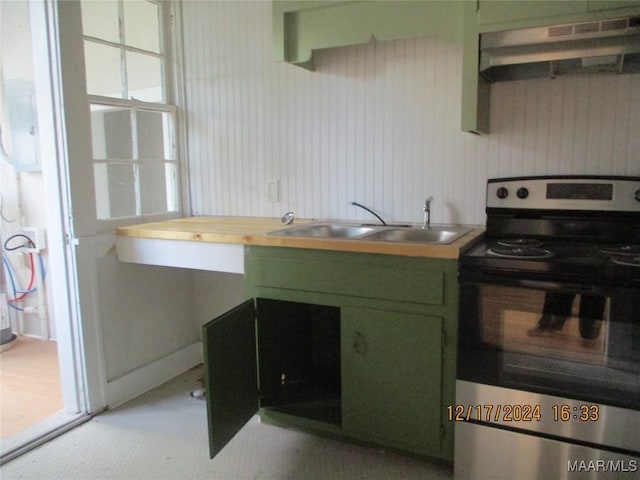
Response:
4,79,41,172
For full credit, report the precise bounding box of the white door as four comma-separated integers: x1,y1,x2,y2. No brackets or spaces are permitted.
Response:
29,0,191,417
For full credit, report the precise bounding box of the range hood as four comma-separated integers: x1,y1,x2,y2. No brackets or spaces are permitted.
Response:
480,16,640,82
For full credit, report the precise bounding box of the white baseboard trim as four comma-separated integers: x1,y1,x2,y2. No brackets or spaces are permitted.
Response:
106,341,203,408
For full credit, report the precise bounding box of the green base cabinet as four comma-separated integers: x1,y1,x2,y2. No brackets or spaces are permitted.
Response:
342,307,443,456
203,246,458,462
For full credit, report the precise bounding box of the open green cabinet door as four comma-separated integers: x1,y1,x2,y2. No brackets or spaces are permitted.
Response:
203,300,258,459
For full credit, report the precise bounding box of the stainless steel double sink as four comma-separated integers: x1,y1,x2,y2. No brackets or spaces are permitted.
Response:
267,222,471,245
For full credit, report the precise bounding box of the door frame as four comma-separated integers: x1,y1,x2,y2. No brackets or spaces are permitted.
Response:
29,0,105,416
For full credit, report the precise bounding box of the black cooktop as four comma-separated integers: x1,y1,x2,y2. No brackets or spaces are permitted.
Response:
461,237,640,286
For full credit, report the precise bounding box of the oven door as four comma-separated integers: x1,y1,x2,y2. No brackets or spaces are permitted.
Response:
458,271,640,411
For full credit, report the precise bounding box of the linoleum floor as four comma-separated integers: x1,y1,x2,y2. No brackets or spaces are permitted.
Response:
0,365,453,480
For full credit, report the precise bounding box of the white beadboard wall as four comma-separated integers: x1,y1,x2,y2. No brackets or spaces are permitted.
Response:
181,1,639,226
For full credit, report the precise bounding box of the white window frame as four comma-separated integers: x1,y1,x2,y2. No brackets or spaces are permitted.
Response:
82,0,185,230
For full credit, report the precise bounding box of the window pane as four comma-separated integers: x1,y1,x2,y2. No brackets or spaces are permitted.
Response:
94,163,136,219
84,41,123,98
136,111,164,159
140,162,177,214
90,105,132,160
81,0,119,43
126,51,162,102
136,110,175,160
124,1,160,53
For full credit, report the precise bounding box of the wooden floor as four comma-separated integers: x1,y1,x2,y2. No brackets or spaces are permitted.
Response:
0,336,63,439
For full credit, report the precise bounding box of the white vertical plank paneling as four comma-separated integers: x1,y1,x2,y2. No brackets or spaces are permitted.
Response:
180,1,640,226
572,77,589,174
523,83,540,174
510,81,527,175
598,76,617,175
533,79,550,176
586,76,604,174
546,78,564,173
431,40,446,221
448,42,469,223
559,79,577,175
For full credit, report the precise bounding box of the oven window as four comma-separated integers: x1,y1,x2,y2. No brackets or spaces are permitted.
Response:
482,286,608,365
458,282,640,410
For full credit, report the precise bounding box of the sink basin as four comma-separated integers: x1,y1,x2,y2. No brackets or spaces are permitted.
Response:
268,223,376,239
362,227,471,244
268,222,471,244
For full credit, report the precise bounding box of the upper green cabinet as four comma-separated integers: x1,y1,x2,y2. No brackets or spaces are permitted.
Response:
476,0,588,27
273,0,465,69
588,1,640,12
272,1,640,134
462,0,640,133
475,0,640,30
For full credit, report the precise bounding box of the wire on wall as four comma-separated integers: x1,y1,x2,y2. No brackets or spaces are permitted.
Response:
0,192,20,223
2,233,46,320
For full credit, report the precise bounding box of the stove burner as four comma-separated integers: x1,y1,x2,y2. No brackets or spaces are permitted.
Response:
598,245,640,256
497,238,545,248
612,255,640,267
486,246,554,259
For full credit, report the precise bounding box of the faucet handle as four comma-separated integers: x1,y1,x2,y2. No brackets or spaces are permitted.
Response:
424,196,434,209
281,211,295,225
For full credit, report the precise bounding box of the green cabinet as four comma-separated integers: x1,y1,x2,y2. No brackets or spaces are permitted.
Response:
273,0,465,70
203,246,458,462
476,1,640,29
476,1,588,27
462,0,640,133
272,0,640,133
342,307,443,455
203,298,342,458
588,1,640,11
203,300,257,459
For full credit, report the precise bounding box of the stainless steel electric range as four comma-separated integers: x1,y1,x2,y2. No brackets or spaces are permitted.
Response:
455,176,640,479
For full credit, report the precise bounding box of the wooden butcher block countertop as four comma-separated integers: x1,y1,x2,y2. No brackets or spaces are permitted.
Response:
116,216,484,259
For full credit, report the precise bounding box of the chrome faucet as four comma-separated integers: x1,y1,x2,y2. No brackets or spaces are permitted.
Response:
423,196,434,229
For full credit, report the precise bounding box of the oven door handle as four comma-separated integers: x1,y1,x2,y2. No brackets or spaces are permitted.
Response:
517,279,600,295
459,272,612,296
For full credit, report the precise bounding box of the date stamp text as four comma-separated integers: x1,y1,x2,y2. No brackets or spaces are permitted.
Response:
447,404,600,422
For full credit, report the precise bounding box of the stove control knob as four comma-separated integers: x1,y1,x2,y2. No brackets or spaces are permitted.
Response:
635,189,640,202
496,187,509,199
517,187,529,199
